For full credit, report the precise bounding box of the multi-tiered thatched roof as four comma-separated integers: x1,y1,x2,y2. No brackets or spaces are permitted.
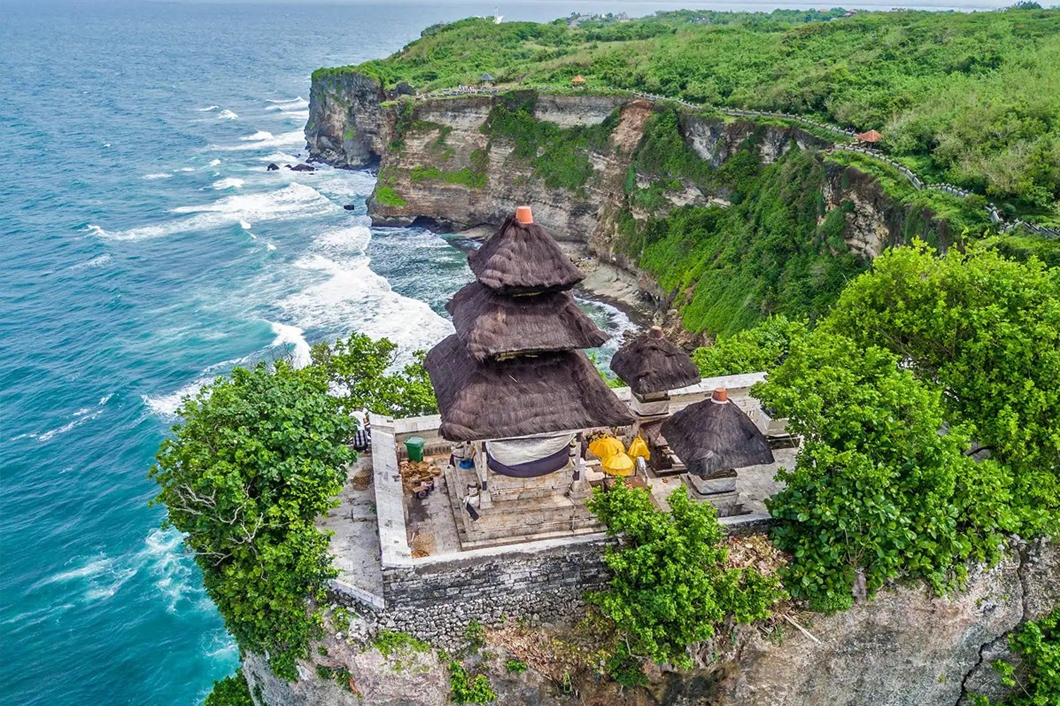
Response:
425,207,633,442
468,215,585,294
448,282,607,362
660,389,774,476
426,334,633,441
610,326,701,395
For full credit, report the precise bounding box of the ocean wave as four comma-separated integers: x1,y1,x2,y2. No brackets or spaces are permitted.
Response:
141,378,207,419
68,254,112,271
277,224,454,356
217,109,238,120
212,129,304,152
268,321,312,368
33,528,209,612
143,172,172,180
208,158,222,166
20,395,110,442
265,96,309,111
211,177,245,190
239,219,252,230
97,183,335,241
198,105,220,112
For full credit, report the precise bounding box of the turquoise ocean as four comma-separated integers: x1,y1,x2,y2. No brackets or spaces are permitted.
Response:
0,1,1010,705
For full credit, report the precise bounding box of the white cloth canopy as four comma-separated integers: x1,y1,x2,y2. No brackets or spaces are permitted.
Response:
486,434,574,466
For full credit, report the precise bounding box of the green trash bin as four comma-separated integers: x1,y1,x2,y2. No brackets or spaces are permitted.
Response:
405,436,426,462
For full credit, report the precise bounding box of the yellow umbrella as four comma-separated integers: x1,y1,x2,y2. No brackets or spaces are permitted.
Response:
627,437,650,461
602,452,634,477
589,435,624,461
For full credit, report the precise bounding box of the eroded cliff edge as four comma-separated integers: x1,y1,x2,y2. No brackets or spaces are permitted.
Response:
305,76,954,335
245,538,1059,706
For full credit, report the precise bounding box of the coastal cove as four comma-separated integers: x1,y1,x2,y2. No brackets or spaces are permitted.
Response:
3,3,1058,706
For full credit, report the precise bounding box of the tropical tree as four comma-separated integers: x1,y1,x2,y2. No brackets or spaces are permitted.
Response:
758,330,1012,611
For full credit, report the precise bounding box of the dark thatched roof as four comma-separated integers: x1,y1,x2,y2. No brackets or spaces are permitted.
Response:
610,327,701,395
661,395,774,476
447,282,608,361
469,216,585,294
425,334,635,441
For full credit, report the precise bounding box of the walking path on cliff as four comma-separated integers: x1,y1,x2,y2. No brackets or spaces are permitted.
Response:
417,85,1058,240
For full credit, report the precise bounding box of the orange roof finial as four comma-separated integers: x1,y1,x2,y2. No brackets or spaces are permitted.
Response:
515,206,533,224
711,388,728,403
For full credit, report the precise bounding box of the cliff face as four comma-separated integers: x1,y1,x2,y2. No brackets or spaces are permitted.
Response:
244,539,1060,706
304,74,950,335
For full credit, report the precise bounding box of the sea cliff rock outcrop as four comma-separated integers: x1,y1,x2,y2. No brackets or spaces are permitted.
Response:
242,539,1059,706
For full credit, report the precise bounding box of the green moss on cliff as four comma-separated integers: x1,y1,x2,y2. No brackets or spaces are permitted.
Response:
483,93,618,194
409,165,487,189
375,185,408,207
620,128,867,335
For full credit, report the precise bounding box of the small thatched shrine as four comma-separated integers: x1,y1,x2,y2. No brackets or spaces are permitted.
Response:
662,388,774,476
610,325,700,409
424,207,633,545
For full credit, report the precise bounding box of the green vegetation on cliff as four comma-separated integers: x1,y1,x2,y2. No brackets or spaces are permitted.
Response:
322,7,1060,215
150,334,437,682
588,481,781,669
976,607,1060,706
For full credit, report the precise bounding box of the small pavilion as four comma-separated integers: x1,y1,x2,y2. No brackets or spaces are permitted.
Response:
570,75,587,88
610,325,700,416
424,207,634,546
855,129,884,145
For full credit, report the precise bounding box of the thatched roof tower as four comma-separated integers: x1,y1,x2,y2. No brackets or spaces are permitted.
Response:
425,207,634,442
468,213,585,294
610,326,700,396
660,389,774,476
447,282,608,362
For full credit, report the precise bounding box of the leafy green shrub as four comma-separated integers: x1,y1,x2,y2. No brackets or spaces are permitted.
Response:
409,165,487,189
504,659,528,674
757,329,1011,612
587,481,782,667
974,608,1060,706
448,662,497,704
204,674,253,706
374,185,408,207
373,630,430,658
464,620,486,651
150,362,357,679
308,333,437,417
691,315,808,376
823,243,1060,538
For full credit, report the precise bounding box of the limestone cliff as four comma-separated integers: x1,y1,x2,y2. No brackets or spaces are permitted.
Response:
305,74,952,334
244,539,1059,706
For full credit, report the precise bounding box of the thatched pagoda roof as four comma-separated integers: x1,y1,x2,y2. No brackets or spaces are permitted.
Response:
469,214,585,294
424,334,635,441
610,326,701,395
660,390,774,476
855,129,884,143
447,282,608,361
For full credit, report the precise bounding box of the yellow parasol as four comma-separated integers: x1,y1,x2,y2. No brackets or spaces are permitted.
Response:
602,452,635,477
627,436,650,461
589,435,625,461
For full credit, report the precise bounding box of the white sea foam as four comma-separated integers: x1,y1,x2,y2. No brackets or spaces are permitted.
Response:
34,528,208,611
198,105,220,112
84,224,110,238
217,109,238,120
178,167,195,172
68,254,112,270
208,158,222,166
141,378,206,419
213,129,304,151
25,394,110,442
265,96,309,111
268,321,312,368
276,224,454,357
211,177,245,190
239,220,252,230
266,243,277,251
143,172,172,180
99,183,335,241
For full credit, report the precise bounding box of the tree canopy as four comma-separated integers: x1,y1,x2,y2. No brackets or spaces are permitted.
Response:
823,243,1060,536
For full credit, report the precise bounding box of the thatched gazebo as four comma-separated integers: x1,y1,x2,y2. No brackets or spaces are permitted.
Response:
855,129,884,144
571,75,587,88
425,206,634,480
661,388,774,477
479,72,494,85
610,326,700,397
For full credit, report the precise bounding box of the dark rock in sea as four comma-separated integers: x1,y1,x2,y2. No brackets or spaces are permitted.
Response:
343,204,356,211
266,163,279,171
289,163,315,172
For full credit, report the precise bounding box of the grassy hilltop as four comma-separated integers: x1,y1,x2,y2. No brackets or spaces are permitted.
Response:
318,6,1060,220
